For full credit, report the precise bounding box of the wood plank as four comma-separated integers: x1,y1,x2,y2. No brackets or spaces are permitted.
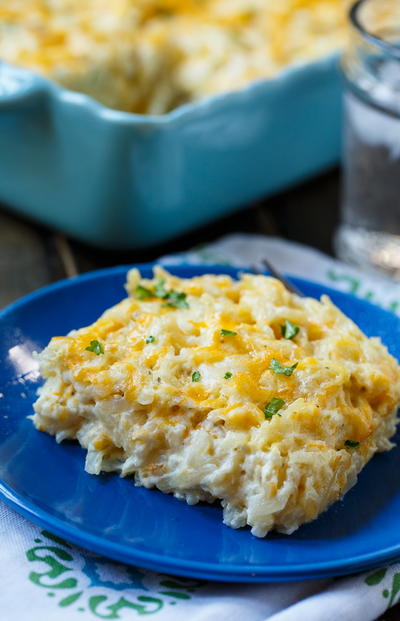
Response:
0,210,65,307
269,168,340,256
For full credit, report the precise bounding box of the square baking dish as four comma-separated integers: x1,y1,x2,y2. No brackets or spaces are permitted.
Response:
0,56,341,250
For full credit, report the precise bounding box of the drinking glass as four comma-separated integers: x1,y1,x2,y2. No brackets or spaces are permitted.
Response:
336,0,400,278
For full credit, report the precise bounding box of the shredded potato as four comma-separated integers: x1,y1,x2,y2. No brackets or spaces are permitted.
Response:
0,1,349,113
32,268,400,536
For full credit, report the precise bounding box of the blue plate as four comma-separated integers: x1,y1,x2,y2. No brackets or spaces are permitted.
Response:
1,263,400,583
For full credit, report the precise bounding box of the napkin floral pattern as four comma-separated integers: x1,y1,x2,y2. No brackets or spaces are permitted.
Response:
24,528,203,617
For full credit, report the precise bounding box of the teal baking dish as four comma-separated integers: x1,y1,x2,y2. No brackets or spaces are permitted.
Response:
0,56,341,250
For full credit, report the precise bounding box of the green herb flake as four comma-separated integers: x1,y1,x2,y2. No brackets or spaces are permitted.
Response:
269,358,298,377
264,397,286,419
280,320,300,340
85,340,104,355
220,329,238,337
345,440,360,449
154,278,167,299
192,370,201,382
224,372,233,379
135,284,153,300
146,336,156,344
163,290,189,309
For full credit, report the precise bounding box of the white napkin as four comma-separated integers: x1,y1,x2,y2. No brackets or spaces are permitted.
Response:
2,233,400,621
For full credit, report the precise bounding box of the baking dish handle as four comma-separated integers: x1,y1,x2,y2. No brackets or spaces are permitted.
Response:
0,64,47,110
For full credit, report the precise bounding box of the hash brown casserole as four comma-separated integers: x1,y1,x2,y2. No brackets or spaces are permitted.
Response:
1,0,349,114
32,267,400,536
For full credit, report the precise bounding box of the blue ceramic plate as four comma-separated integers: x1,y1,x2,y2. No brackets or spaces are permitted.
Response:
1,263,400,583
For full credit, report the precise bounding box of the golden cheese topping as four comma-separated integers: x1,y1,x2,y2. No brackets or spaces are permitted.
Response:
1,0,350,113
32,267,400,536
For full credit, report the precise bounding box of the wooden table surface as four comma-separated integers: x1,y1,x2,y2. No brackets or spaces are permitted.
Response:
0,168,341,307
1,168,399,619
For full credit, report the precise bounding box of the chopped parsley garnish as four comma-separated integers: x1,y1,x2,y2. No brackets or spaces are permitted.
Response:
269,358,298,376
264,397,286,419
135,279,189,309
146,336,156,344
221,329,238,337
224,372,233,379
192,370,201,382
135,285,153,300
163,290,189,309
85,340,104,355
154,278,167,299
345,440,360,449
280,320,300,340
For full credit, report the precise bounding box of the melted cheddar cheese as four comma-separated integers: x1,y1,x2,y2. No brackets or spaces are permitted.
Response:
32,267,400,536
1,0,349,113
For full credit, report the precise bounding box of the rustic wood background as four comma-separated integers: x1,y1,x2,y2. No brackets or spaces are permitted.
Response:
0,168,340,306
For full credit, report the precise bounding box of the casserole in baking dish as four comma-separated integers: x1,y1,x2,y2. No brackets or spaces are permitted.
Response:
0,1,345,249
0,1,347,114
